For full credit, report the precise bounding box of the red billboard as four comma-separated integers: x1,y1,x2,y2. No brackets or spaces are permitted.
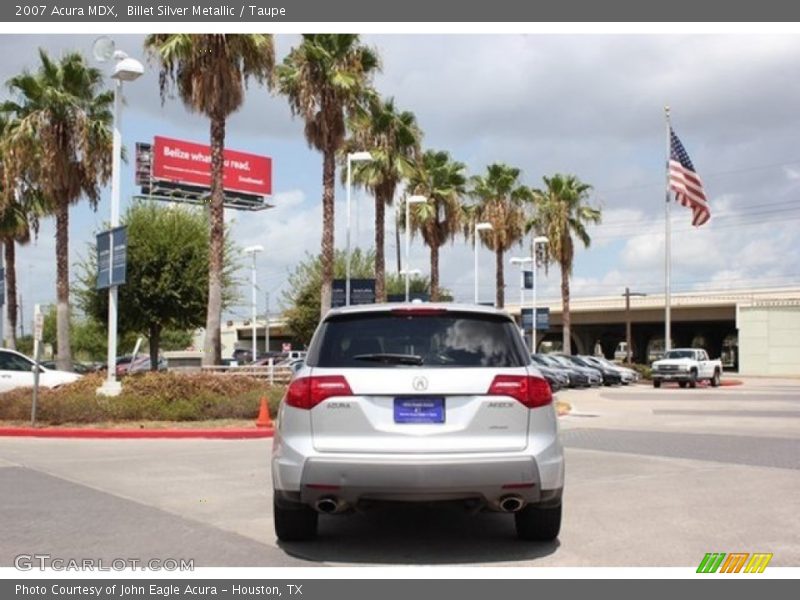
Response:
151,136,272,196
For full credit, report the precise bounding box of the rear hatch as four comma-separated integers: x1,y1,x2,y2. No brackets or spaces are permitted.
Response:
306,307,536,454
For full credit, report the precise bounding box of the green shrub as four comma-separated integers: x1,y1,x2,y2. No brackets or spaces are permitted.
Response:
630,363,652,381
0,372,287,425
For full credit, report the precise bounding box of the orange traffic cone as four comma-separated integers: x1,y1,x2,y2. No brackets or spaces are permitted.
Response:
256,396,273,428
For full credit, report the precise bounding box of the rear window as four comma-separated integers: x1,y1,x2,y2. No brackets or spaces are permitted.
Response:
307,310,529,368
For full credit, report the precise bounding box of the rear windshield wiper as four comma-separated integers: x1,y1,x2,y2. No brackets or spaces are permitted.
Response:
352,353,424,366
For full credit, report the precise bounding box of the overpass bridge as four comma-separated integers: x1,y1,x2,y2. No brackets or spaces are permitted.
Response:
505,286,800,374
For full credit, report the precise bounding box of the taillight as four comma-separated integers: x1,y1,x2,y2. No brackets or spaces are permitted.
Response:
487,375,552,408
284,376,353,410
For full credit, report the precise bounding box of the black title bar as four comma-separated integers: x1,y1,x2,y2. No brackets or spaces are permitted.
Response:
3,0,800,22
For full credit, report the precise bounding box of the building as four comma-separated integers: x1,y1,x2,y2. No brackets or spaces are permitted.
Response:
193,317,298,360
505,286,800,376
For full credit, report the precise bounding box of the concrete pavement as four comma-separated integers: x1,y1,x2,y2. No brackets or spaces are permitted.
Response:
1,379,798,567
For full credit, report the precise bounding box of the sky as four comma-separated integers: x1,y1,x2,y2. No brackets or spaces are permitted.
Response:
2,33,800,330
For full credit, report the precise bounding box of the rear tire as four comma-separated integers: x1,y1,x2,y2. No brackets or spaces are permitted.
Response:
515,503,562,541
274,498,318,542
653,380,661,388
710,370,721,387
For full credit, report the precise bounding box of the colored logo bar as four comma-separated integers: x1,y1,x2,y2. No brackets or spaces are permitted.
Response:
697,553,773,573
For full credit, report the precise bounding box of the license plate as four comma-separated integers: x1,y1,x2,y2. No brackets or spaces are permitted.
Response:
394,397,445,424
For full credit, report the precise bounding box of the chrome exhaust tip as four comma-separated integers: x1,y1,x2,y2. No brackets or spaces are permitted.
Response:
315,497,340,514
498,495,524,513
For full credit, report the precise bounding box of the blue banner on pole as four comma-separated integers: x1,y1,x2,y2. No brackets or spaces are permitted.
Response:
523,270,533,290
522,307,549,331
96,231,111,289
112,226,127,286
0,267,5,307
332,278,376,308
96,226,128,290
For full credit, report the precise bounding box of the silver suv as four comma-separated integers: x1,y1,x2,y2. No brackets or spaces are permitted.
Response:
271,304,564,541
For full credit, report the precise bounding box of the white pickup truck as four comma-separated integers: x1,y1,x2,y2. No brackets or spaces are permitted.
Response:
651,348,722,389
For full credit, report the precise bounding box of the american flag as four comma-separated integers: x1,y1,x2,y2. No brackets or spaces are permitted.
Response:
669,128,710,227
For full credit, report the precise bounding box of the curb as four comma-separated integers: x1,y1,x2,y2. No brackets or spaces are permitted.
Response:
0,427,275,439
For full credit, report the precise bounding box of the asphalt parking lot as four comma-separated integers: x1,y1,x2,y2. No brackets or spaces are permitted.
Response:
1,377,799,567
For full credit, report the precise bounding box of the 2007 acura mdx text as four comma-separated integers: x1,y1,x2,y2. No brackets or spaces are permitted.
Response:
271,303,564,541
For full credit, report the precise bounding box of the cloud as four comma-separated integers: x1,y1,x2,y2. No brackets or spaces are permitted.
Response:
4,33,800,326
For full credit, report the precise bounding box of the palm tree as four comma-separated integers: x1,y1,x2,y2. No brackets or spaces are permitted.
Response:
0,199,42,350
2,50,113,369
347,97,421,302
0,115,42,349
145,34,275,366
405,150,467,301
276,34,380,317
529,174,600,354
469,164,532,308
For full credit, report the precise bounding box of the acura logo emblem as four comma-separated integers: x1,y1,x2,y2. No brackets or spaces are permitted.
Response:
412,376,428,391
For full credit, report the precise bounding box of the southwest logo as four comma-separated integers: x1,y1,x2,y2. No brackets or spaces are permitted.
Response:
697,552,773,573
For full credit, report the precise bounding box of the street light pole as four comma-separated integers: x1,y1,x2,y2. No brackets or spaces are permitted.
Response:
510,256,533,349
244,245,264,362
104,78,122,391
531,236,549,354
405,195,427,302
265,291,270,354
346,152,372,307
623,287,647,364
474,222,493,304
97,43,143,397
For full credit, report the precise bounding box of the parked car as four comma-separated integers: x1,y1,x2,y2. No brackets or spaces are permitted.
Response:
613,341,632,362
286,358,305,375
251,352,289,366
116,355,166,376
581,355,638,385
231,347,255,364
530,355,573,389
651,348,722,388
533,354,590,388
546,354,602,386
0,349,82,393
272,303,564,542
39,360,99,375
566,355,622,386
127,355,167,375
114,355,135,377
534,364,565,392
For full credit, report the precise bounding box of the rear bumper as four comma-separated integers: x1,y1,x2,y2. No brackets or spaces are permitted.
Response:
566,373,590,387
273,443,564,511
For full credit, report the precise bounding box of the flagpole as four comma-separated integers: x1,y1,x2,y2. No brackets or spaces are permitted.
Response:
664,106,672,354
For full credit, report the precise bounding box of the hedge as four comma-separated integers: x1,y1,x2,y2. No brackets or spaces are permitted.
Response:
0,372,286,425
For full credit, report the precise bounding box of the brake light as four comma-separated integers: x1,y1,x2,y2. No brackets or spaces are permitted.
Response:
391,308,448,316
284,375,353,410
487,375,552,408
